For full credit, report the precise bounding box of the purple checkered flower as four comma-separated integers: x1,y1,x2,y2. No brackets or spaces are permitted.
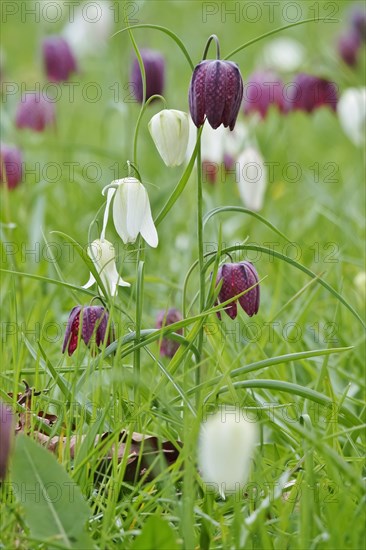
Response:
351,7,366,41
244,70,285,118
43,35,77,82
215,261,260,320
131,49,165,103
286,73,338,113
0,144,22,189
62,305,113,356
189,59,244,130
15,92,55,132
156,308,182,358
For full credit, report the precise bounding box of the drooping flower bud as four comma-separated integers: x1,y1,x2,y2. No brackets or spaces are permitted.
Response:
62,305,113,356
155,308,183,358
337,87,366,146
84,239,130,296
198,410,258,499
236,147,267,211
0,401,14,480
0,144,22,189
286,73,338,113
148,109,189,167
131,49,165,103
338,32,361,66
244,70,285,118
189,59,244,130
15,92,55,132
215,261,260,320
101,178,158,248
42,35,77,82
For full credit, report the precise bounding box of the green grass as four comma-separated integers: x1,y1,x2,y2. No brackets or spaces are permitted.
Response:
1,1,365,549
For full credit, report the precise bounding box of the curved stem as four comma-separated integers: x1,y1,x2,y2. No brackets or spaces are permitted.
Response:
112,24,194,70
202,34,220,60
223,18,331,60
126,160,142,181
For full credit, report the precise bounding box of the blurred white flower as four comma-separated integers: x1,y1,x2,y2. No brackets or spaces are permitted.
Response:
101,178,158,248
84,239,130,296
236,147,267,211
186,117,249,164
198,411,258,499
354,271,366,301
63,0,114,58
262,37,305,72
148,109,189,167
337,88,366,147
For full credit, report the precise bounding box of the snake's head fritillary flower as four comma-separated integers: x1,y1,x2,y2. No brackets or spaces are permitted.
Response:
131,49,165,103
189,59,244,130
198,411,258,499
244,70,285,118
101,178,158,248
15,92,55,132
351,6,366,41
0,144,22,189
287,73,338,113
215,261,260,320
0,402,14,480
43,35,77,82
156,308,183,358
338,32,361,66
148,109,189,167
84,239,130,296
62,305,113,356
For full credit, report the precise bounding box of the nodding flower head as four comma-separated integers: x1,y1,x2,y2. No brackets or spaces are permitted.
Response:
0,144,22,189
338,32,361,66
189,59,243,130
62,305,114,356
15,92,56,132
155,308,183,358
148,109,189,167
131,49,165,103
42,35,77,82
286,73,338,113
243,70,285,118
215,261,260,320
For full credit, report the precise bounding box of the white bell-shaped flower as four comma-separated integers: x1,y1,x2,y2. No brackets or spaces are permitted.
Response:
236,147,267,211
84,239,130,296
337,88,366,147
101,178,158,248
198,411,258,499
261,37,305,72
148,109,189,167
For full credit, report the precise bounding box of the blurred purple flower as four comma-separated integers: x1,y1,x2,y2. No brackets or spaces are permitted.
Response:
131,49,165,103
338,32,361,66
0,144,22,189
351,6,366,41
62,305,113,356
156,308,182,358
0,402,13,480
286,73,338,113
243,70,285,118
189,60,243,130
15,92,55,132
43,35,77,82
215,261,260,320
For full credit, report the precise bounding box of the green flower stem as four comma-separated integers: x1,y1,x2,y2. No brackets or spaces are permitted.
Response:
196,127,204,398
202,34,220,60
